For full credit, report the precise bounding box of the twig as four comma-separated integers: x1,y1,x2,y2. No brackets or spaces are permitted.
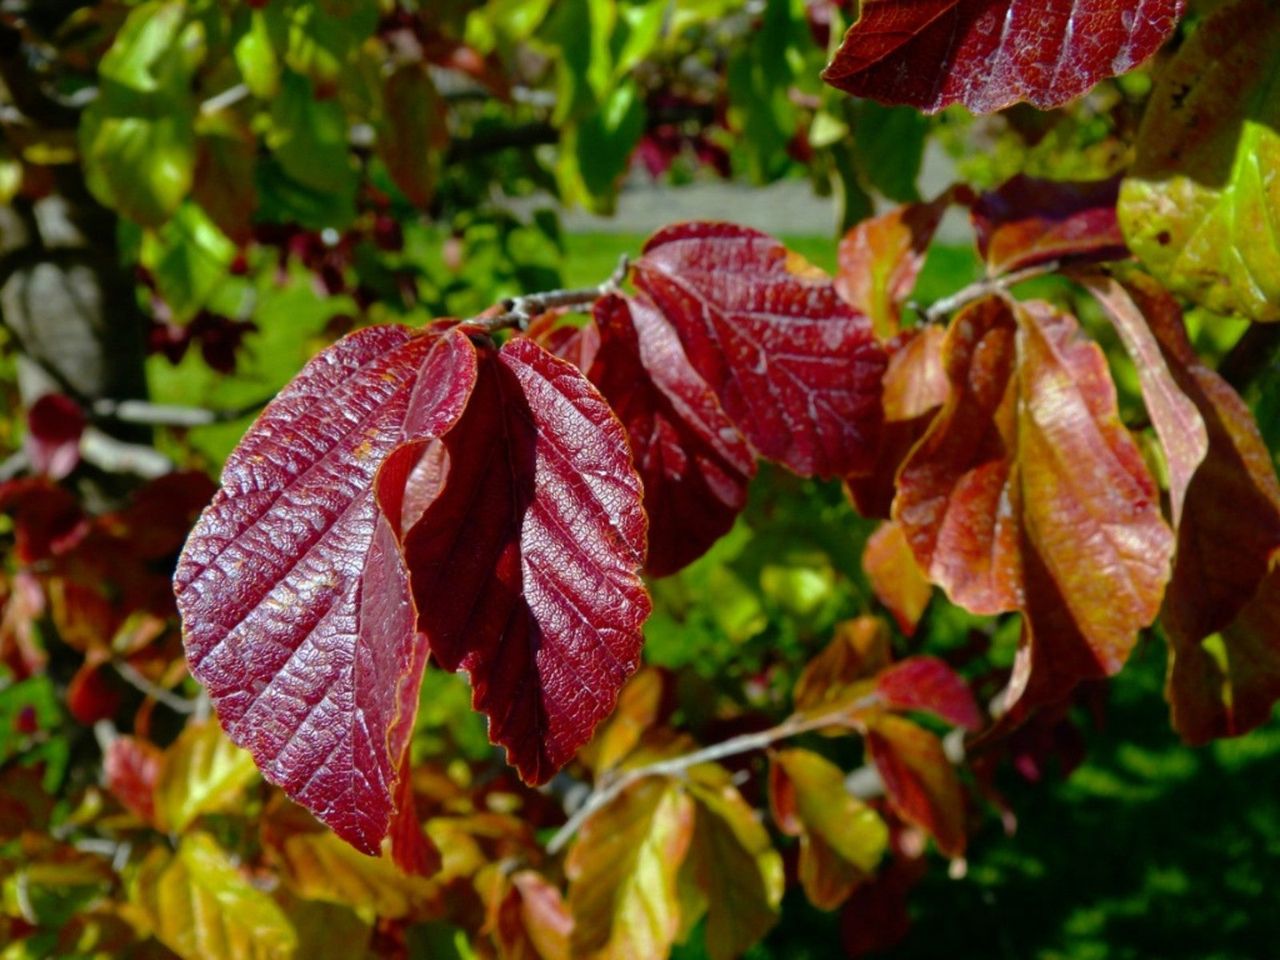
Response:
924,260,1063,324
200,83,251,116
468,255,630,335
113,659,199,715
545,693,881,856
91,397,268,427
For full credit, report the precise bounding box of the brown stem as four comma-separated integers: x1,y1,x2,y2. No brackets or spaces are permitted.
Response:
924,260,1062,324
467,254,630,335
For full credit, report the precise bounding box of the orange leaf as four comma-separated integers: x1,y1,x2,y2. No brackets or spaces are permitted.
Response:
862,520,933,636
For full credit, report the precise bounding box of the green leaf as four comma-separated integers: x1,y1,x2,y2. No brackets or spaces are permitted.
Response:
234,6,285,98
130,832,296,960
282,0,378,95
560,81,646,211
1119,0,1280,323
141,203,238,322
153,719,258,833
567,778,695,960
80,1,203,226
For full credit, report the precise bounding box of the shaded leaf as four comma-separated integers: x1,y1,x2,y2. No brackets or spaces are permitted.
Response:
567,778,694,960
894,297,1023,615
24,393,84,481
822,0,1184,115
972,175,1128,277
175,327,477,854
875,657,983,731
680,767,783,960
836,194,951,338
393,337,650,785
633,222,886,478
154,719,258,833
193,111,259,245
587,294,755,577
1080,272,1208,525
580,667,667,774
769,748,889,909
862,520,933,636
864,714,966,857
480,866,573,960
379,63,448,208
793,616,892,716
1119,0,1280,322
131,832,296,960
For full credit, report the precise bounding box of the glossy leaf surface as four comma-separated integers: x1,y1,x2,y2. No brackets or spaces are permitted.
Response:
1119,0,1280,322
822,0,1184,114
396,337,650,785
633,222,886,478
175,327,477,854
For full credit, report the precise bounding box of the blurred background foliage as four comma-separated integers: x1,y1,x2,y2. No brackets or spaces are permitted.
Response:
1,0,1278,958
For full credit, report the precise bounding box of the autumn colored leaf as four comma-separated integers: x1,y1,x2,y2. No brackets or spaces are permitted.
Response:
193,111,259,245
175,327,477,855
104,736,162,825
769,748,889,909
822,0,1185,114
587,294,756,577
875,657,983,732
846,324,949,518
580,668,667,774
862,520,933,636
379,63,448,209
793,616,892,716
1119,0,1280,322
633,222,886,478
894,297,1023,615
567,778,694,960
836,195,952,338
680,766,784,960
131,832,296,960
154,719,258,833
864,714,966,858
1080,273,1208,525
391,336,650,785
839,859,917,957
24,393,84,481
1119,279,1280,742
971,176,1128,277
262,797,442,919
480,866,573,960
66,658,124,725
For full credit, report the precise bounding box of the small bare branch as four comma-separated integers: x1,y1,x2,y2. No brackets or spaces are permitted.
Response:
468,255,630,336
923,260,1063,324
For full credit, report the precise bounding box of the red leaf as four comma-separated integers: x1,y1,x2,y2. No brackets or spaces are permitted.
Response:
822,0,1185,115
865,714,967,857
894,298,1022,615
175,327,477,855
875,656,983,731
391,337,650,785
388,754,441,877
633,222,886,478
25,393,85,480
104,735,162,825
837,194,952,338
0,478,87,564
67,658,124,725
972,176,1128,276
587,294,756,576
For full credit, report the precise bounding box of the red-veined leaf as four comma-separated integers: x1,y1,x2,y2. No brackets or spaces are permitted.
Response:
1079,272,1208,526
822,0,1185,115
587,294,756,576
567,778,694,960
632,222,886,478
389,336,650,785
836,194,952,338
894,297,1023,614
175,327,477,855
864,714,966,858
769,748,889,909
876,656,983,731
972,175,1128,276
862,520,933,636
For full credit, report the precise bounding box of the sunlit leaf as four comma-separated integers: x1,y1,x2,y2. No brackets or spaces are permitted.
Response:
823,0,1184,114
1119,0,1280,322
567,778,694,960
769,748,889,909
131,832,296,960
875,657,983,731
176,328,477,854
862,520,933,636
633,222,886,478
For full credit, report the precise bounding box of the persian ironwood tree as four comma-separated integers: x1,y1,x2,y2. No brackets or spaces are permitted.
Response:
2,1,1280,958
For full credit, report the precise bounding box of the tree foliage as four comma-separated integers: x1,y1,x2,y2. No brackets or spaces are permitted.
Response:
2,1,1280,958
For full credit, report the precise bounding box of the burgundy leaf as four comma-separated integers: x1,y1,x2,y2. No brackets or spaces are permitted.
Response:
876,656,983,731
25,393,85,480
588,294,756,576
822,0,1185,115
972,175,1129,276
174,327,477,855
633,222,886,478
391,336,651,785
